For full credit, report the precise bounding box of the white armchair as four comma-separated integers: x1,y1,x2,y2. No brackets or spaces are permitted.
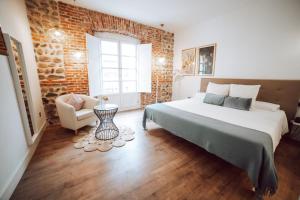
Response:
55,94,100,134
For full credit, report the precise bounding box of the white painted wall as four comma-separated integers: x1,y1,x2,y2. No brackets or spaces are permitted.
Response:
0,0,46,199
0,0,46,130
173,0,300,100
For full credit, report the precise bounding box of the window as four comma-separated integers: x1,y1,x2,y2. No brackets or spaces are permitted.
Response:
100,41,120,94
121,43,137,93
100,40,137,94
86,33,152,97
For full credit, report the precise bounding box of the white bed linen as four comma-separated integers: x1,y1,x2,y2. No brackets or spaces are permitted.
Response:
164,98,289,152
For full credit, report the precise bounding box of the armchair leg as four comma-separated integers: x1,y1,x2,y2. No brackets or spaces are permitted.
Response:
75,129,78,135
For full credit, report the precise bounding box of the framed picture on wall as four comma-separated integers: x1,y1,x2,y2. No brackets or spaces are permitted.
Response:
195,44,216,76
181,48,196,75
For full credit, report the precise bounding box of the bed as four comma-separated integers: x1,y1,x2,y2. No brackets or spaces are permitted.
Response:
143,78,300,197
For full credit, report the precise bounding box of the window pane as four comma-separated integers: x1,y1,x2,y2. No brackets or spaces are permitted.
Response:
121,56,136,68
121,43,136,56
101,41,118,55
122,81,136,93
102,69,119,81
122,69,136,81
102,55,118,68
103,81,119,94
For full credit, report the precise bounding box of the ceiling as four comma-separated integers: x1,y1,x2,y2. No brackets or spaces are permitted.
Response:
60,0,251,32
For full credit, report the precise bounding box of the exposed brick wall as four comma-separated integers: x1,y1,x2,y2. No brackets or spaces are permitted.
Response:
26,0,174,124
0,27,7,55
26,0,66,122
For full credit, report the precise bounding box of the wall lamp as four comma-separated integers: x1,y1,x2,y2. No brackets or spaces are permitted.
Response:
154,56,166,103
48,28,65,42
156,57,166,66
73,51,82,60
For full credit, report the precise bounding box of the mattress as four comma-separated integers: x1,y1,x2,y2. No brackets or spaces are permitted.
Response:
164,97,289,151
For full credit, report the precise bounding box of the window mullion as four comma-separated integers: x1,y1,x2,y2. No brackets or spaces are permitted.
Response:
135,45,137,93
118,41,122,95
99,39,103,94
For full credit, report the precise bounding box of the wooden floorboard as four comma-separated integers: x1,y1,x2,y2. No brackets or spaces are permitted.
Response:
11,109,300,200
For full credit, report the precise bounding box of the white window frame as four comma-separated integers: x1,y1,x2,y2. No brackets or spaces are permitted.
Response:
95,33,140,95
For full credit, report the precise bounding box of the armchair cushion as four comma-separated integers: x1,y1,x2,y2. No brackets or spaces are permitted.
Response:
76,109,94,121
80,95,100,109
65,93,85,111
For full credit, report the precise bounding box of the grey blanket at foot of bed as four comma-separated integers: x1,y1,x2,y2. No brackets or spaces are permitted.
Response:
143,103,277,195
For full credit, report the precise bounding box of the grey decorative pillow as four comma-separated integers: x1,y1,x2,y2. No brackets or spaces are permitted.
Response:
223,96,252,111
203,93,226,106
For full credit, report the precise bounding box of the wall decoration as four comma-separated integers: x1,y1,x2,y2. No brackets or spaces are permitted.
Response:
195,44,216,76
181,48,196,75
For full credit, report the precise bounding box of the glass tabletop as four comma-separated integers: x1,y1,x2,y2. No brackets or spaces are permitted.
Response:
94,104,118,111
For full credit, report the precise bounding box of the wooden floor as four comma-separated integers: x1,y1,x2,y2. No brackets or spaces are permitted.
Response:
12,110,300,200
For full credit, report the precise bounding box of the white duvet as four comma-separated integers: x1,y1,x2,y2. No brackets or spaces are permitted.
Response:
164,98,289,152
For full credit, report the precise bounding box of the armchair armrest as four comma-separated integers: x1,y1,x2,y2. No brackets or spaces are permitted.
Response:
55,99,77,128
80,95,100,109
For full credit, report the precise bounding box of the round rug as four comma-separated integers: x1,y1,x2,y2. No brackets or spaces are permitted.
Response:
72,125,135,152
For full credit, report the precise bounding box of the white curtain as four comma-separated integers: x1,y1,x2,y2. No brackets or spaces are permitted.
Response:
86,33,102,97
137,43,152,93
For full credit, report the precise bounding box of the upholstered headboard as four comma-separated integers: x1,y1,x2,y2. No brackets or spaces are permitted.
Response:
200,78,300,121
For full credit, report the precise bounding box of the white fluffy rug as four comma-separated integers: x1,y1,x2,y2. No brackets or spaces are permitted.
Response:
72,125,135,152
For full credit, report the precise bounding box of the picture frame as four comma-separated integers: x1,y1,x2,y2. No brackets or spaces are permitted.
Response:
181,48,196,75
195,43,216,76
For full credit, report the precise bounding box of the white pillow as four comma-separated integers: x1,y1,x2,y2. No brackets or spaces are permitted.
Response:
229,84,261,107
254,101,280,112
206,82,230,96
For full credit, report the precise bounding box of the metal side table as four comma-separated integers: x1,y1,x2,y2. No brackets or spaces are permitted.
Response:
94,104,119,140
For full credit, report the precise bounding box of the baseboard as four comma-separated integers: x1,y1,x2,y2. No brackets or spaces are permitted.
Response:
0,120,47,200
118,106,141,112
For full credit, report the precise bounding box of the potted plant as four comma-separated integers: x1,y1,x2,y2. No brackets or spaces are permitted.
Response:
102,96,109,105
